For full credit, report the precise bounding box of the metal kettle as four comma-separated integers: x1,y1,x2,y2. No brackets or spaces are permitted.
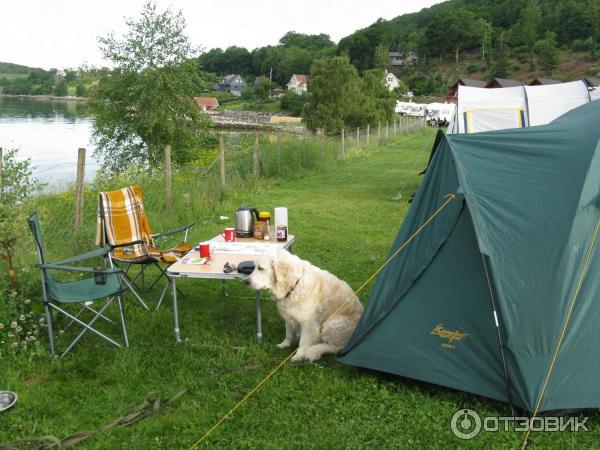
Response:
235,206,259,238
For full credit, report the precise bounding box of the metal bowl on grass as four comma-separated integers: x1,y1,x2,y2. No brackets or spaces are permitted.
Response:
0,391,17,413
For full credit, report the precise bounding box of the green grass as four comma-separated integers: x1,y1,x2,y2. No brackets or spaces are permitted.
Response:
1,128,599,449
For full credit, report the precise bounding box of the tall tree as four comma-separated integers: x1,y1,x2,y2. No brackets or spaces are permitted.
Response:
534,31,560,75
373,44,390,71
88,2,210,171
302,56,365,133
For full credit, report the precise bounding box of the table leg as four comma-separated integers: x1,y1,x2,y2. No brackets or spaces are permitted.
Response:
256,290,262,345
172,277,181,343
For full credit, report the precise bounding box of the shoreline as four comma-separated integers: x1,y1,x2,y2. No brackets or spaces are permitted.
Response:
0,93,88,102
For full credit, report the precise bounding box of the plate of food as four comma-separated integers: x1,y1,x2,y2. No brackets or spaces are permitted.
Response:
0,391,17,413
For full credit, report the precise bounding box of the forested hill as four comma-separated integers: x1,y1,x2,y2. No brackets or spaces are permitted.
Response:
338,0,600,70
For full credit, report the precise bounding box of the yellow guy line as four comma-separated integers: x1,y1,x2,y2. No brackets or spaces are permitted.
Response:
189,193,458,449
521,217,600,449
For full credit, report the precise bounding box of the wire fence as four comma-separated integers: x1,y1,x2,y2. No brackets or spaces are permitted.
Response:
15,117,427,265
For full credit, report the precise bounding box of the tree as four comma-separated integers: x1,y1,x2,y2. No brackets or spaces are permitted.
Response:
302,56,365,133
373,44,390,71
513,0,542,68
534,31,559,75
424,8,482,63
280,92,305,116
360,69,395,125
53,80,68,96
88,2,210,171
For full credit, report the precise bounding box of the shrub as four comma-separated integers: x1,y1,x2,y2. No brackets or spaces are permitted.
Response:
280,92,305,116
466,64,478,73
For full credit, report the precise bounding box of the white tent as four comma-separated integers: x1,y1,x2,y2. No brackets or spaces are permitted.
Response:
448,80,592,134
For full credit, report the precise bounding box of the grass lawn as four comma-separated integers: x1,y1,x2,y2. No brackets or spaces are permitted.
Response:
1,128,598,449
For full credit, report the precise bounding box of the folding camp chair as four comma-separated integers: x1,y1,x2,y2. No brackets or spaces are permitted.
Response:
96,185,193,309
28,213,129,358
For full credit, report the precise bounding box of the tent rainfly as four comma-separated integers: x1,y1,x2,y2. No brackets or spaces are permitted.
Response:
339,101,600,413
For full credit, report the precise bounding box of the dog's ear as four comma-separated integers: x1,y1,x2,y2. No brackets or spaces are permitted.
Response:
272,250,298,298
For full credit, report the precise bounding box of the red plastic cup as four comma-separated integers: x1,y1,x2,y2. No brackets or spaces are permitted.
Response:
199,242,211,259
221,227,236,242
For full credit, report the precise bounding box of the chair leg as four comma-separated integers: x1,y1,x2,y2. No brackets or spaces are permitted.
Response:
120,275,150,311
117,295,129,348
44,303,55,356
155,282,170,311
55,302,121,358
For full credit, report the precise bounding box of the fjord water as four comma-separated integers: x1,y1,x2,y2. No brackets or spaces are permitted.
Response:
0,96,99,188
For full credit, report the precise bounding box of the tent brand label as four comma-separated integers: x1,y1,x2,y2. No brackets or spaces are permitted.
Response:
431,324,469,349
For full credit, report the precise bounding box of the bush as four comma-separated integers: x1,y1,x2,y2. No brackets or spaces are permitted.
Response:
280,91,305,116
572,38,595,52
466,64,478,73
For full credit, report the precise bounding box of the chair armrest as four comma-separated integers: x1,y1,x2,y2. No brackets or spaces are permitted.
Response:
110,239,146,249
152,223,194,239
38,264,122,275
50,246,111,266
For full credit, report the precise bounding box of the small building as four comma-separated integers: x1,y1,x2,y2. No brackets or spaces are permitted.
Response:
195,97,219,112
485,78,523,89
271,88,285,98
583,77,600,89
388,51,417,70
383,70,401,91
446,78,486,100
528,78,562,86
287,74,308,95
214,74,247,96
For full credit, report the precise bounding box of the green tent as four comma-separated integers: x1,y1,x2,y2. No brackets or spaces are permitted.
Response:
339,101,600,413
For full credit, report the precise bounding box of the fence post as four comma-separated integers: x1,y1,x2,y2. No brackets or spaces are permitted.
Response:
340,129,345,158
74,147,86,232
393,118,397,137
319,128,325,160
378,122,381,146
219,135,226,190
386,122,389,141
164,144,173,212
276,131,281,172
0,147,3,202
356,127,360,148
253,133,260,177
366,125,370,146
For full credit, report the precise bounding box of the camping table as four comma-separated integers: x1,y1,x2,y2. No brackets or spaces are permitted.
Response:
166,234,295,344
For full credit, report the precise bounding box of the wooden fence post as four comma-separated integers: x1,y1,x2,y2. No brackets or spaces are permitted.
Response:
253,133,260,177
276,131,281,172
356,127,360,148
74,147,86,232
366,125,370,146
393,118,397,136
340,129,345,158
164,144,173,212
319,128,325,160
219,135,226,190
378,122,381,145
386,122,389,141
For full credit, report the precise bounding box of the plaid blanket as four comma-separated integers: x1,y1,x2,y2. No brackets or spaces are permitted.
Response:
96,185,158,262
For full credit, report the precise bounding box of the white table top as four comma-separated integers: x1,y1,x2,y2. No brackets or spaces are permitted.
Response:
167,234,295,279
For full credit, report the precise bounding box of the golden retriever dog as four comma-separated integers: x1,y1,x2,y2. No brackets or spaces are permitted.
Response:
247,249,363,362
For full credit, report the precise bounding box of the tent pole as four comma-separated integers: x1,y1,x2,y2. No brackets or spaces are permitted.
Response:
481,253,516,416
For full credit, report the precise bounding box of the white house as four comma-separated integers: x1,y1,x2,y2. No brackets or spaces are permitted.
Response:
287,74,308,95
383,71,401,91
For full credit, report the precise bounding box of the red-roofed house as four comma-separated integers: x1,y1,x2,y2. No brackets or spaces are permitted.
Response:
195,96,219,112
287,74,308,95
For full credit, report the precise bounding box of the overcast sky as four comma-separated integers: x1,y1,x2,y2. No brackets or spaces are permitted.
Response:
2,1,443,70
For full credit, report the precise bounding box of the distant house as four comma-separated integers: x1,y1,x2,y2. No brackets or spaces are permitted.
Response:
195,96,219,112
287,74,308,95
388,51,417,70
528,78,562,86
446,78,486,100
271,88,285,98
583,77,600,89
485,78,523,88
214,74,247,96
383,70,401,91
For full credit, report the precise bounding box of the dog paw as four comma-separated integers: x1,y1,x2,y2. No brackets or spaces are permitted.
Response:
277,340,292,349
291,349,306,362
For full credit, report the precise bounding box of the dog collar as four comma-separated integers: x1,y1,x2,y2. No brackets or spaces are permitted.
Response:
286,277,301,298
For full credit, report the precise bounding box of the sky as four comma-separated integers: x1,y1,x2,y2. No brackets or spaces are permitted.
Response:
1,0,443,70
